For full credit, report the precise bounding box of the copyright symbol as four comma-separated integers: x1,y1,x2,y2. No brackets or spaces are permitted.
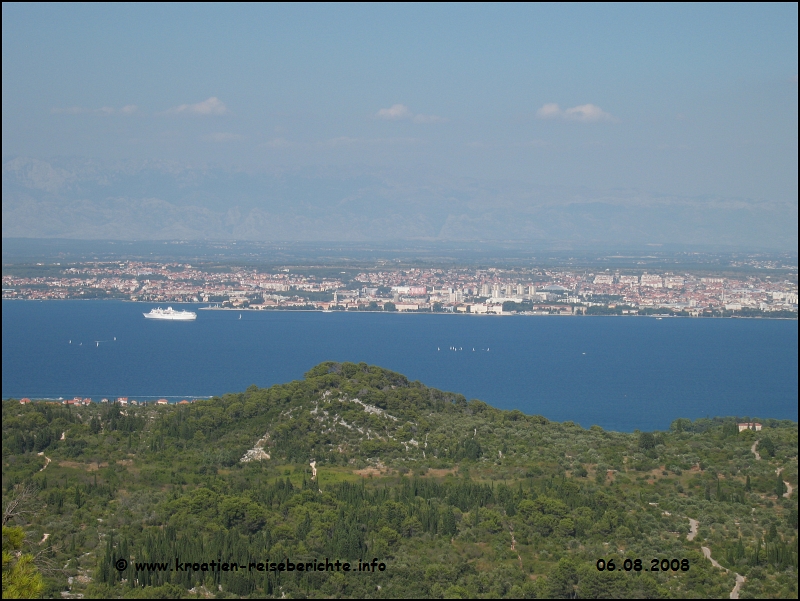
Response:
115,558,128,571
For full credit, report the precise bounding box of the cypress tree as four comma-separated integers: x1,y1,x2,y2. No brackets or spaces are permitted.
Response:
775,473,786,497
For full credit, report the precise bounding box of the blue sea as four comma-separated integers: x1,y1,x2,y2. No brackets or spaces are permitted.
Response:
2,300,797,432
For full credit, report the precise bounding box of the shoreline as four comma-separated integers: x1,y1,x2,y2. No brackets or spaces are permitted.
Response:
3,395,796,433
2,299,795,320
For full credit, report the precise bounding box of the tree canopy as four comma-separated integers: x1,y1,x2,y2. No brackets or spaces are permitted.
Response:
2,362,797,598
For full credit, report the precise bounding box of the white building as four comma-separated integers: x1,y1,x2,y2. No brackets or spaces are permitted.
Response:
640,274,663,288
737,422,762,432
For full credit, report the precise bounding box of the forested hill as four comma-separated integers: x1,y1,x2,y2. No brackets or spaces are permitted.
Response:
2,362,798,599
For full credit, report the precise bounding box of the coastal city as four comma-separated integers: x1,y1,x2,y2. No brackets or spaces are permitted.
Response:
3,260,797,317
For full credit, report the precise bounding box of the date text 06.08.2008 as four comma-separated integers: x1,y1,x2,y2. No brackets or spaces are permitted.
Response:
596,558,690,572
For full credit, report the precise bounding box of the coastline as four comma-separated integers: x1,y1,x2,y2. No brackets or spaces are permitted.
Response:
199,307,798,320
4,394,796,433
2,298,797,319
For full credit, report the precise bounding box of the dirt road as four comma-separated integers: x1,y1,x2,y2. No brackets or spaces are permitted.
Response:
690,517,745,599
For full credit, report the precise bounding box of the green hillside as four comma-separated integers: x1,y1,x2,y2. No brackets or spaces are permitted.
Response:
2,362,797,598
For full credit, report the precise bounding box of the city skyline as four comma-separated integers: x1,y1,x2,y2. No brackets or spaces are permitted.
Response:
4,259,796,318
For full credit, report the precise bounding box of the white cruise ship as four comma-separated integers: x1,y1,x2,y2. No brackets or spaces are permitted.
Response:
143,307,197,321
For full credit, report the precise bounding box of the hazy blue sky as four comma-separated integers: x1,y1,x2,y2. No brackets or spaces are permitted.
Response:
2,4,798,246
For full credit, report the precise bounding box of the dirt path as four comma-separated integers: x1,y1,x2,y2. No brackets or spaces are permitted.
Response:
751,440,761,461
690,517,745,599
687,518,699,541
701,546,724,570
731,573,746,599
509,525,523,569
37,452,51,471
776,467,793,499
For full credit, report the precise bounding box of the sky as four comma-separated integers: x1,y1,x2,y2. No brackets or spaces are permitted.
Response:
2,3,798,247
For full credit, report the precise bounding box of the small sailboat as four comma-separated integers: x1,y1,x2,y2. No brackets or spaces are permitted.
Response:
239,314,242,320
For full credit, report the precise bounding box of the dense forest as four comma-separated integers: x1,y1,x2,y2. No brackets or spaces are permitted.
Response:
2,362,797,598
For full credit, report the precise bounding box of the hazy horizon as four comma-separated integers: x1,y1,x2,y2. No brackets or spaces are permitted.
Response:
2,4,797,250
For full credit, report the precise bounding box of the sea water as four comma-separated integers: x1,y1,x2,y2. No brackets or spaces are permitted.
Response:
2,300,797,432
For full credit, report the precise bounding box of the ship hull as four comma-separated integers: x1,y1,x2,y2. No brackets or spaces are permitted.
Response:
143,313,196,321
143,306,197,320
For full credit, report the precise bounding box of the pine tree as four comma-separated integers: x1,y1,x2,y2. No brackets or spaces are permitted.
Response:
2,526,44,599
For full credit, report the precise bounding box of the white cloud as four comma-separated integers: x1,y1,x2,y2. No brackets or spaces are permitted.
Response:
376,104,413,120
535,103,562,119
536,103,615,123
565,104,614,122
376,104,446,123
51,104,138,116
163,97,228,116
206,132,244,142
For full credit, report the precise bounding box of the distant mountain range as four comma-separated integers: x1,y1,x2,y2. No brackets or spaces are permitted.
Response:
2,157,796,249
